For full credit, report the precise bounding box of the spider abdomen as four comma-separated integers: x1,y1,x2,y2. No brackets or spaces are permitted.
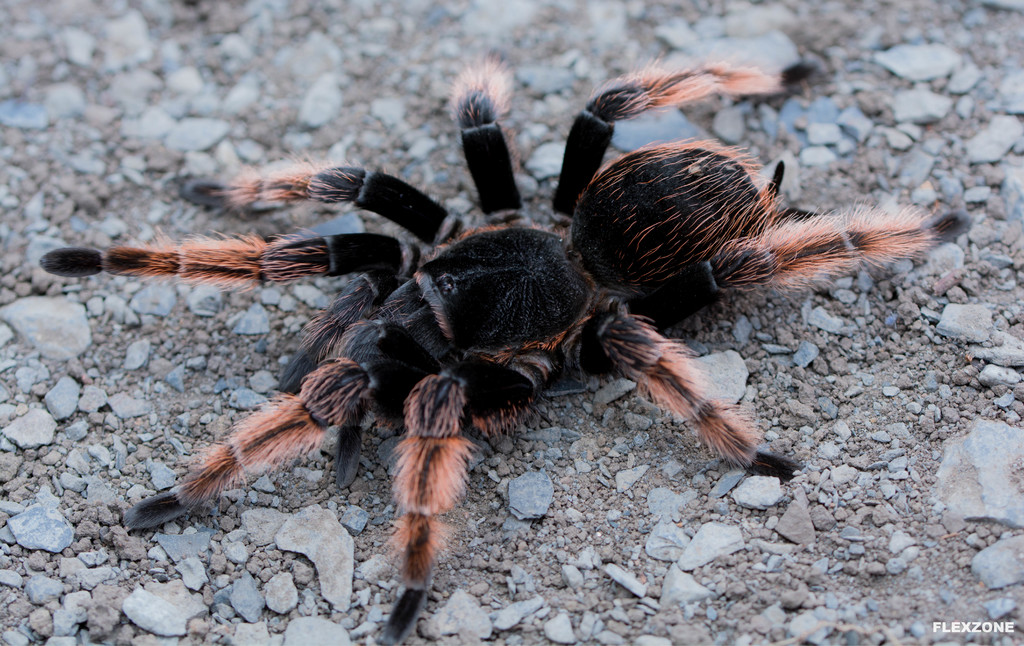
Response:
571,142,775,291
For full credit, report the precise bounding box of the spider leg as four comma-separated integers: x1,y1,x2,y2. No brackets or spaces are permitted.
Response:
627,261,721,330
41,232,415,289
553,60,816,213
451,55,521,213
382,360,540,645
711,207,970,292
123,358,372,529
181,164,449,243
279,270,400,393
581,311,799,478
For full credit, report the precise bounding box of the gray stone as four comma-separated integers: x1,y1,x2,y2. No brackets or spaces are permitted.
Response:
108,393,153,418
177,557,208,591
229,388,267,410
102,10,152,70
164,118,230,151
517,65,576,94
121,588,188,636
544,612,575,644
230,572,264,623
508,470,554,519
874,44,961,81
972,331,1024,367
612,108,702,152
275,505,354,611
654,19,697,49
8,504,73,553
892,90,952,124
979,364,1021,387
604,563,646,597
677,522,745,570
428,589,492,640
645,520,691,561
660,564,714,606
711,469,745,498
0,101,48,129
789,610,833,644
792,341,819,368
732,476,783,509
936,419,1024,528
836,106,873,142
807,123,842,145
647,488,691,521
25,576,63,604
0,570,23,589
463,0,538,36
494,596,544,631
799,146,837,167
77,385,107,413
265,572,298,614
972,536,1024,589
300,74,343,129
240,508,289,546
967,116,1024,164
899,149,935,186
949,62,983,94
148,461,176,490
594,378,636,405
936,304,992,343
695,350,748,404
130,284,177,316
45,377,80,420
615,465,649,492
561,564,584,590
0,297,91,359
340,505,369,535
154,532,211,562
233,303,271,335
123,339,151,370
2,409,57,449
984,597,1016,620
673,30,800,71
525,141,565,180
724,3,796,37
1004,163,1024,222
775,491,815,544
808,306,845,334
712,106,745,144
283,617,351,646
187,284,223,317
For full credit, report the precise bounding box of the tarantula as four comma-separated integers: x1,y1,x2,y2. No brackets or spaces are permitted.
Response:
41,56,964,643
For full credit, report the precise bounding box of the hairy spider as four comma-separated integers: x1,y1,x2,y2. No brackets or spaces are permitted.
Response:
41,56,965,644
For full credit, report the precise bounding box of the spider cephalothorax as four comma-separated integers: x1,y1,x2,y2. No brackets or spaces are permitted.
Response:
40,56,966,644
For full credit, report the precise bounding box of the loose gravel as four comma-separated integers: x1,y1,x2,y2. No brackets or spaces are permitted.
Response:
2,0,1024,645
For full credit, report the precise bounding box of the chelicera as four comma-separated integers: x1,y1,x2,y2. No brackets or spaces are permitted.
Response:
41,56,965,643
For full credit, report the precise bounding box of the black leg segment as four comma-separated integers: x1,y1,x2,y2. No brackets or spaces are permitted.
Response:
628,261,721,329
553,110,614,214
461,124,521,212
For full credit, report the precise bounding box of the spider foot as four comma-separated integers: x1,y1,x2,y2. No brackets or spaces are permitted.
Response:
180,179,229,208
123,491,189,529
40,248,103,277
748,451,802,481
379,587,427,645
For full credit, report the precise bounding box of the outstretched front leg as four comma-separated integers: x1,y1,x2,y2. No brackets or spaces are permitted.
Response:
581,310,799,478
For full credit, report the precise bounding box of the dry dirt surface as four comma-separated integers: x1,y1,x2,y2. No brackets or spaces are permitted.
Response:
2,0,1024,644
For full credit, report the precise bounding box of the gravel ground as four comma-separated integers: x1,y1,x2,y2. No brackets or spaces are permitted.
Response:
3,0,1024,644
